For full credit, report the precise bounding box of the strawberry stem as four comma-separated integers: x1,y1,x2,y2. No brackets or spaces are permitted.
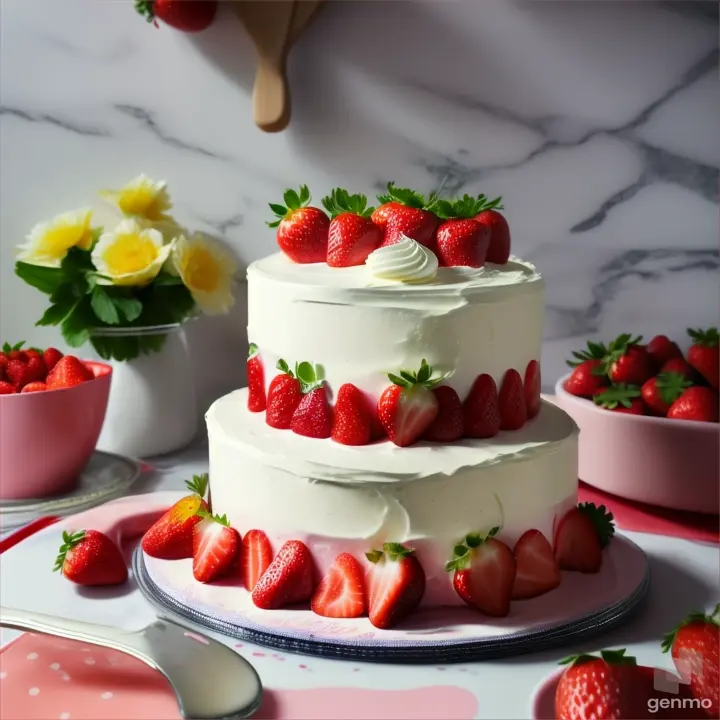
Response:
248,343,260,360
53,530,86,573
559,648,636,667
321,188,374,219
196,510,231,526
387,359,447,390
444,527,500,571
184,473,209,499
578,502,615,548
267,185,316,228
134,0,156,22
593,383,641,410
566,340,609,368
365,542,415,564
376,182,435,211
687,327,719,348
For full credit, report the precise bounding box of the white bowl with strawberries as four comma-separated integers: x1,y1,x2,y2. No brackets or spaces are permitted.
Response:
555,329,719,515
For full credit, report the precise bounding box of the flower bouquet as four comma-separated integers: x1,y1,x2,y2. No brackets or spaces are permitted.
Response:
14,174,238,361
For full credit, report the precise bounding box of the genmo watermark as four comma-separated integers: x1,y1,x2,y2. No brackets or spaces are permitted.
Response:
648,664,712,715
648,696,712,714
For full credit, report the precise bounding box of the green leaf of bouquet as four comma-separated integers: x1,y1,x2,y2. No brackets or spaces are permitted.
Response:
153,272,184,286
61,248,94,279
14,262,65,295
36,299,75,327
112,296,143,323
61,296,94,348
90,286,121,325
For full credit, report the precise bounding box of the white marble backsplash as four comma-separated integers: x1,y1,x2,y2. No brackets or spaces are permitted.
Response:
1,0,717,412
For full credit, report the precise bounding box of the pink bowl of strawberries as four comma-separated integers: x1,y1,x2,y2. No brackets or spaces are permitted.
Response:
0,342,112,500
554,329,719,515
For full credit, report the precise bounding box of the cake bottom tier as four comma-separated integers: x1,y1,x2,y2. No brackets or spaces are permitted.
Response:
207,390,579,607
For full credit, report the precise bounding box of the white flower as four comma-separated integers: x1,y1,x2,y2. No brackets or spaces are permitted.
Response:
170,233,237,315
92,219,172,287
99,174,172,223
17,209,94,267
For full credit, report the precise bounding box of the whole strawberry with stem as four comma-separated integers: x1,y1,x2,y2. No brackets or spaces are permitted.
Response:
661,356,697,383
374,182,439,249
432,195,490,268
662,604,719,717
322,188,382,268
687,327,719,390
54,529,127,586
668,386,719,423
593,383,644,415
268,185,329,264
641,372,692,416
473,196,511,265
564,341,609,397
554,502,615,573
265,359,304,429
135,0,218,32
246,343,266,413
377,359,446,446
290,362,333,439
603,334,654,385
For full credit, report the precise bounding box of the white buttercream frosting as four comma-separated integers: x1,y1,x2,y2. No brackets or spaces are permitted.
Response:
365,236,439,284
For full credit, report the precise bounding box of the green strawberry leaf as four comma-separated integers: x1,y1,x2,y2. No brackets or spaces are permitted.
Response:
578,502,615,548
15,262,66,295
90,286,121,325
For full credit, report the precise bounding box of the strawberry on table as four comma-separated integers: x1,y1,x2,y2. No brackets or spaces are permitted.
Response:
641,372,692,416
432,195,490,268
54,530,127,586
445,528,516,617
498,368,527,430
46,356,94,390
135,0,218,32
141,474,209,559
322,188,382,267
311,553,366,619
331,383,374,446
252,540,315,610
668,386,719,423
374,182,439,249
524,359,541,419
463,373,501,438
242,529,273,592
43,347,63,373
377,359,444,446
246,343,266,413
473,196,511,265
661,357,697,382
423,385,464,442
662,604,719,718
192,512,240,584
604,334,654,385
365,542,425,629
511,529,560,600
687,328,719,390
290,362,333,438
593,383,644,415
554,502,615,573
265,359,304,429
646,334,683,370
267,185,330,264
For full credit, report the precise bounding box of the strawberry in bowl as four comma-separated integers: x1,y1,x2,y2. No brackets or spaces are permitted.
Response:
0,342,112,500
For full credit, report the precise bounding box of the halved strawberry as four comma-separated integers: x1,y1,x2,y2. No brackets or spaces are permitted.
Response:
141,474,209,559
290,363,333,438
511,529,560,600
463,373,500,438
242,529,273,592
375,183,439,249
265,360,303,429
524,359,541,419
423,385,464,442
331,383,373,446
247,343,266,412
192,512,240,584
446,528,516,617
322,188,382,267
311,553,366,618
251,540,315,610
365,542,425,629
377,359,444,446
498,368,527,430
554,502,615,573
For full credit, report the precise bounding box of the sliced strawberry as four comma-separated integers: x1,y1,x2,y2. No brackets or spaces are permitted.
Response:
365,543,425,629
446,528,516,617
46,356,94,390
54,529,127,586
247,343,266,413
265,360,303,429
498,368,527,430
511,529,560,600
687,327,719,390
21,381,48,393
523,359,541,419
192,512,240,584
323,189,382,268
463,373,500,438
252,540,315,609
423,385,464,442
290,362,333,438
375,183,439,249
43,347,64,373
242,529,273,592
646,335,683,370
331,383,373,446
311,553,366,618
554,502,615,573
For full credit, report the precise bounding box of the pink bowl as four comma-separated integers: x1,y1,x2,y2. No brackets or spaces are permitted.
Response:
0,361,112,500
554,374,719,515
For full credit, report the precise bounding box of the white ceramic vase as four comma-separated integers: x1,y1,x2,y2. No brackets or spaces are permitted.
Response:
89,324,198,458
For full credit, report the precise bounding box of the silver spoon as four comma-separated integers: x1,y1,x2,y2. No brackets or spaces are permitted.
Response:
0,606,262,719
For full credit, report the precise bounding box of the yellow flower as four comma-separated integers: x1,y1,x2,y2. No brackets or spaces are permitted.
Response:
100,174,173,223
92,219,172,286
17,209,94,267
170,233,237,315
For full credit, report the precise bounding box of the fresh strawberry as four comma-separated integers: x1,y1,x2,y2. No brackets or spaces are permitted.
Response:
5,358,30,388
646,334,683,370
463,373,501,438
554,502,615,573
603,334,654,385
433,195,491,267
555,649,650,720
662,604,719,718
265,360,304,429
473,197,510,264
24,351,47,383
311,553,366,618
523,360,541,419
322,188,382,267
21,381,47,393
0,381,16,394
331,383,373,446
641,372,692,416
423,385,464,442
377,359,443,446
289,362,332,438
446,528,516,616
511,529,560,600
2,341,26,361
135,0,218,32
192,512,240,584
565,340,610,396
242,530,273,592
365,542,425,629
246,343,266,412
0,354,7,380
43,347,63,373
267,185,329,264
593,383,644,415
252,540,315,609
53,529,127,586
498,368,527,430
687,328,719,390
46,355,94,390
661,357,697,382
375,183,439,249
141,474,209,559
668,386,719,423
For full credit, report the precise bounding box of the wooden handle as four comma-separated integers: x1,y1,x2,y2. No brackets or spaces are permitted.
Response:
253,56,290,133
